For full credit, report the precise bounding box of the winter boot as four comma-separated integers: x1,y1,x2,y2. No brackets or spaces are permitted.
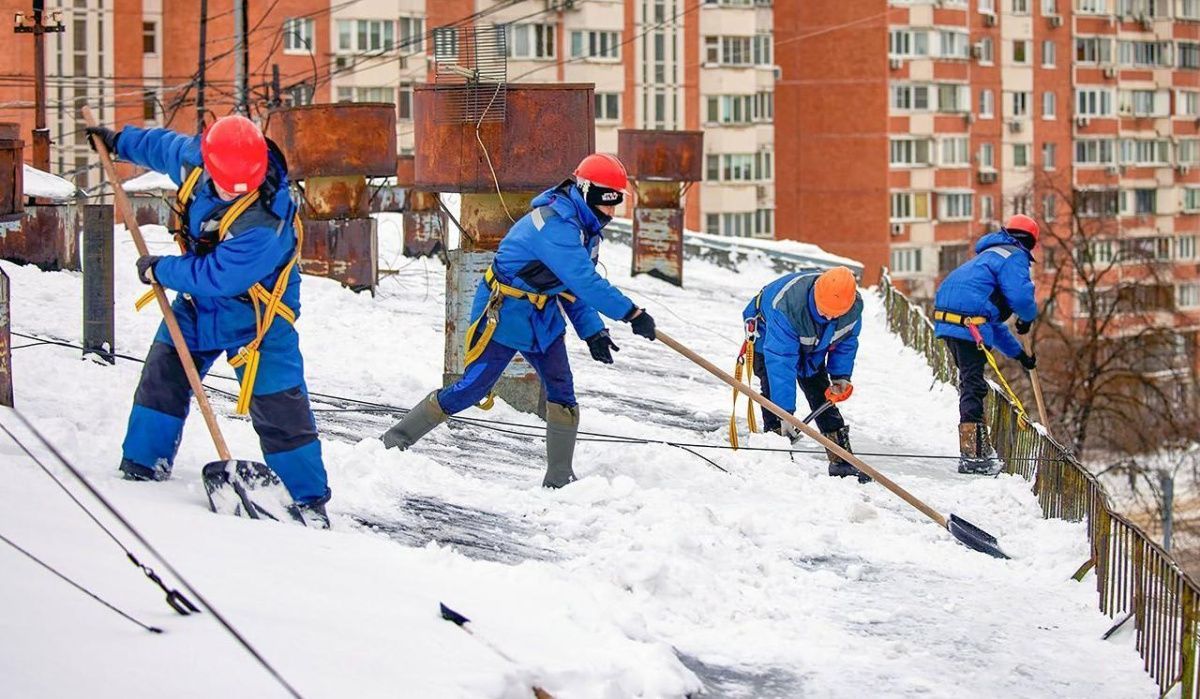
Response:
823,426,871,483
544,402,579,489
119,457,170,482
288,494,331,530
381,390,448,450
957,422,1005,475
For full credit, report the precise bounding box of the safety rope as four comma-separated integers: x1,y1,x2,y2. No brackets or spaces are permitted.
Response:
965,325,1029,426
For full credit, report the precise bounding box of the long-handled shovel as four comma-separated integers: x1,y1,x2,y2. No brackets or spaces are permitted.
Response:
81,106,289,522
656,330,1010,559
1022,338,1051,439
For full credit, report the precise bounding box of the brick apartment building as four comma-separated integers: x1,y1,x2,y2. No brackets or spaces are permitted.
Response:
0,0,776,238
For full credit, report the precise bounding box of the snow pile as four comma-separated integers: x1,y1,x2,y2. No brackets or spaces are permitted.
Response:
122,170,177,193
22,164,79,200
0,217,1157,697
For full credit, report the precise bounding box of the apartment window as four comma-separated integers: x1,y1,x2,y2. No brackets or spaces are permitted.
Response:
142,22,157,55
433,27,459,61
705,36,754,65
721,212,756,237
354,86,394,103
891,83,931,111
706,95,755,124
1043,91,1056,118
979,37,994,64
1076,88,1114,116
1042,40,1056,67
980,89,995,118
1013,143,1030,168
705,153,767,182
397,83,413,119
1176,235,1197,259
1178,284,1200,309
1076,189,1121,217
890,247,923,273
938,84,970,113
1184,190,1200,212
1043,0,1060,13
359,19,394,52
1119,139,1170,165
705,154,719,181
939,31,970,59
1180,140,1200,164
753,91,774,122
1043,193,1057,221
889,29,929,57
595,93,620,122
1179,91,1200,117
1043,142,1057,169
1076,139,1116,164
283,17,314,53
980,195,995,222
1182,0,1200,19
1119,89,1167,116
571,30,620,59
890,191,931,221
336,86,353,103
890,138,933,166
507,24,555,59
980,0,996,12
939,137,970,166
1181,42,1200,69
753,34,773,65
938,192,974,220
398,17,425,53
755,151,773,180
1013,40,1029,64
142,91,156,121
1117,0,1168,16
980,142,996,169
1012,91,1030,117
1119,41,1171,67
1076,37,1112,63
725,154,756,181
1013,0,1030,13
705,214,719,235
755,209,775,237
337,20,353,52
1077,0,1107,13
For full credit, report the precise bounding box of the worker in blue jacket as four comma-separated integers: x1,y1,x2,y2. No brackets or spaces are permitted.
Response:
933,214,1039,475
742,266,869,482
382,154,656,488
86,115,329,527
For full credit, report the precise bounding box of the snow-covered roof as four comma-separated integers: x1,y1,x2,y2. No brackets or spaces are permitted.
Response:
22,164,79,201
685,229,864,272
122,170,177,193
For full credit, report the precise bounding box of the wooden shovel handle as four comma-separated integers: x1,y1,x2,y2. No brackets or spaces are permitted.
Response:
80,106,231,461
656,330,948,529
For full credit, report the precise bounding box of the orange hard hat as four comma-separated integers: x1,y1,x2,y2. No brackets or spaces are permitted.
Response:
573,153,630,193
1005,213,1040,244
202,115,268,194
813,266,858,318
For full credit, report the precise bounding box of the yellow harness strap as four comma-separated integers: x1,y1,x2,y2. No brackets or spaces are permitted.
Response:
461,266,578,410
933,309,988,326
935,308,1029,425
980,343,1029,427
728,292,764,449
134,167,302,415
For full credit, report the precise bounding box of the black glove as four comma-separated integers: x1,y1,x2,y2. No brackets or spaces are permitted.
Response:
1016,351,1037,371
625,308,656,341
1015,318,1033,336
585,330,619,364
85,126,119,155
136,255,161,285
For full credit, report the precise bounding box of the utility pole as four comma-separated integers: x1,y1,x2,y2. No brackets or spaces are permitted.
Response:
234,0,248,115
13,0,65,172
197,0,208,132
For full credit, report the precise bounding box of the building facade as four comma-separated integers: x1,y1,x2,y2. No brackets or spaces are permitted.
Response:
1,0,776,237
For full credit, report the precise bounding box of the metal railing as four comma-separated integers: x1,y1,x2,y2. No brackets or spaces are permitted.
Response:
879,271,1200,697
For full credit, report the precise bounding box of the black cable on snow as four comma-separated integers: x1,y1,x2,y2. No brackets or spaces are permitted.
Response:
2,410,306,699
0,422,199,616
0,530,164,634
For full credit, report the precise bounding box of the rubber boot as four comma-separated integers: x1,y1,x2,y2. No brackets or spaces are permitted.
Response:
381,390,448,450
544,402,579,489
119,457,171,482
958,422,1004,475
287,493,331,530
823,426,871,483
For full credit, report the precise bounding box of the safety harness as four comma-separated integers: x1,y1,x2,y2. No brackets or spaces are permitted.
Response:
933,309,1028,425
460,205,578,410
134,166,303,415
728,292,764,449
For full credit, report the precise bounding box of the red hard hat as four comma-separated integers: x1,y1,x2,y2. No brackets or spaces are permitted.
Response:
573,153,630,193
202,115,268,195
1005,214,1040,244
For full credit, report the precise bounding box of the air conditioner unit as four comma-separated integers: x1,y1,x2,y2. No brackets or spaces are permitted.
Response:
978,170,998,184
984,12,997,26
1106,164,1120,175
1179,165,1191,175
1140,15,1153,30
1048,15,1063,27
772,65,782,81
1076,115,1091,127
1007,119,1024,133
1103,65,1118,78
971,43,983,59
891,223,906,237
889,57,903,70
963,112,974,125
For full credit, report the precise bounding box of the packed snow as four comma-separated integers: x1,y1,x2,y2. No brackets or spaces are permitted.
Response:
0,216,1158,697
21,164,79,200
121,170,178,193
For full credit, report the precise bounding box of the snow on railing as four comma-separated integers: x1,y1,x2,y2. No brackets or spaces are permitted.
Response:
879,270,1200,698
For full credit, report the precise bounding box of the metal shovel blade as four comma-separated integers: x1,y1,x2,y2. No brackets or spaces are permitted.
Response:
202,459,292,523
948,514,1010,559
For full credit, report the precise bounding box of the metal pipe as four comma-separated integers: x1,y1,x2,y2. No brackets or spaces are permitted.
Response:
82,204,114,364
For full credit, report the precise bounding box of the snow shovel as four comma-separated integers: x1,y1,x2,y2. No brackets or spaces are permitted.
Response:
656,330,1010,559
81,106,293,523
1022,337,1052,440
